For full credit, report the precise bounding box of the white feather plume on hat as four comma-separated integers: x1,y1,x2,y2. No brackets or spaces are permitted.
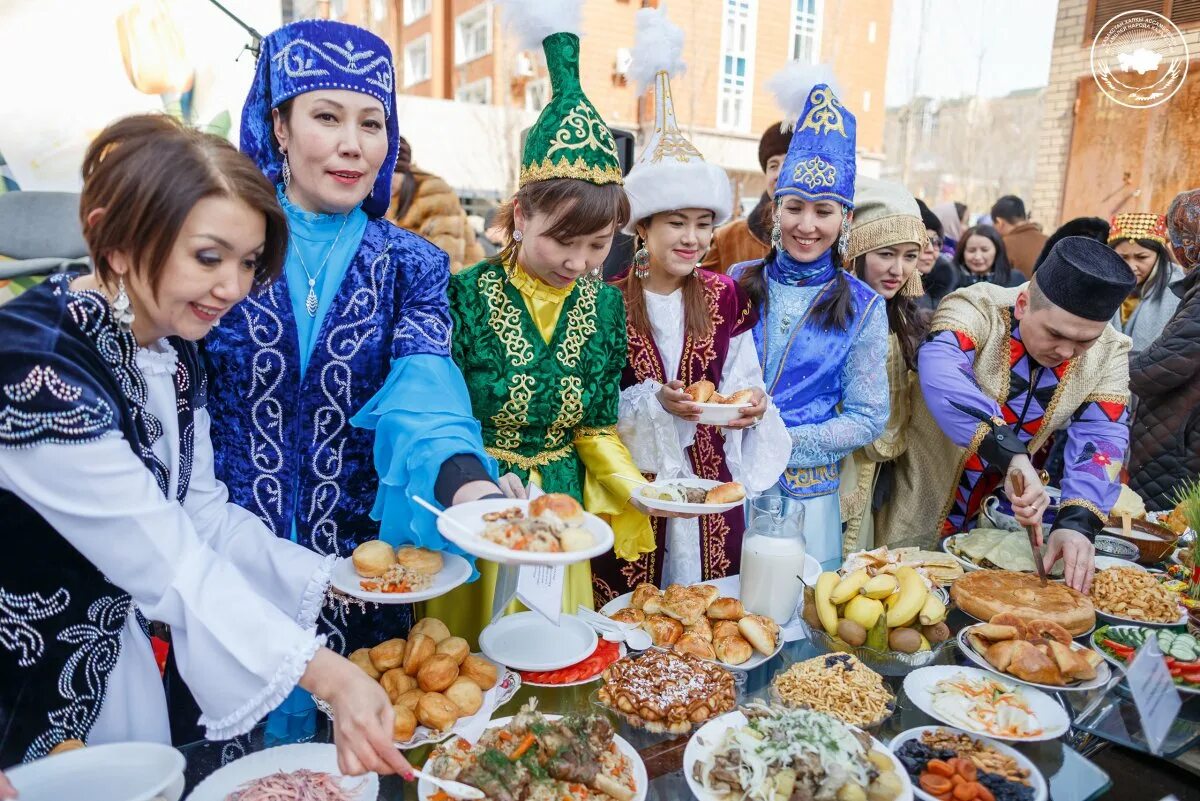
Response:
627,5,686,93
768,62,841,131
496,0,582,51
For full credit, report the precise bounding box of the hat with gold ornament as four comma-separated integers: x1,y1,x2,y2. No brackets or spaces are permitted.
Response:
768,63,856,209
622,6,731,234
847,176,928,296
1108,211,1168,247
499,0,622,187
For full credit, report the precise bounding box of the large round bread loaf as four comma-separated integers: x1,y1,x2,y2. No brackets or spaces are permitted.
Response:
950,570,1095,635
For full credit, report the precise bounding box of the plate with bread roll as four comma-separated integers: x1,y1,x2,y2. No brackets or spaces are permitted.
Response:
636,478,747,514
956,616,1111,692
599,581,783,670
682,380,755,426
331,616,521,749
334,541,472,603
436,494,615,566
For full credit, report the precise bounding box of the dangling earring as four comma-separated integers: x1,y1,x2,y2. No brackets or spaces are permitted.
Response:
632,243,650,279
837,209,851,262
112,276,135,333
281,151,292,188
771,216,783,251
589,264,603,280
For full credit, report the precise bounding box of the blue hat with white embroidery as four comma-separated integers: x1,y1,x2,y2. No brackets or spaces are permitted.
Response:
773,82,857,210
240,19,398,217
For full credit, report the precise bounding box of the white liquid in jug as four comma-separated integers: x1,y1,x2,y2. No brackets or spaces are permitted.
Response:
741,533,807,622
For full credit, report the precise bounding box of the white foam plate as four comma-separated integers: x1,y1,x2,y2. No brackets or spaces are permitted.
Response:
956,624,1112,692
684,710,913,801
435,498,614,566
330,551,472,603
186,743,377,801
693,401,751,426
636,478,744,514
890,726,1047,801
8,742,185,801
418,714,647,801
479,611,598,671
903,666,1070,742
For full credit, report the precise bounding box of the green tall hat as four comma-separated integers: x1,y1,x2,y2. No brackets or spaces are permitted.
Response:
500,0,623,187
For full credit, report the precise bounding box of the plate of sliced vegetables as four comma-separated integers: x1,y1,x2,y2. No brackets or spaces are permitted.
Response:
518,639,625,687
1090,625,1200,695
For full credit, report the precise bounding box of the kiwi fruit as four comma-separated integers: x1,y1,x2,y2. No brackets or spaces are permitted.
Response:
888,627,921,654
837,619,867,647
921,622,952,644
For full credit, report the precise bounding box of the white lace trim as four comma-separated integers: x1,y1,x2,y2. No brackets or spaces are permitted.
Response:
198,633,326,741
616,379,693,478
134,339,178,376
297,554,336,629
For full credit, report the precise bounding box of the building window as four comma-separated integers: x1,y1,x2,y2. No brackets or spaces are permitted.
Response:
404,34,431,87
404,0,431,24
455,3,493,66
789,0,821,63
524,78,549,111
718,0,757,131
457,77,493,105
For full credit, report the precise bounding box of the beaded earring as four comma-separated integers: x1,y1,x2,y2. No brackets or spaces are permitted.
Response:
632,243,650,279
838,209,851,261
771,216,783,251
281,151,292,188
112,276,135,333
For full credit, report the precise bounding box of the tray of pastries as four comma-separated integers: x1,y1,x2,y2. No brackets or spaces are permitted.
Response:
600,582,782,669
958,614,1110,691
595,649,737,734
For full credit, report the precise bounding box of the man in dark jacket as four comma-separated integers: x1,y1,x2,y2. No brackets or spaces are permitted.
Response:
1128,188,1200,509
992,195,1048,280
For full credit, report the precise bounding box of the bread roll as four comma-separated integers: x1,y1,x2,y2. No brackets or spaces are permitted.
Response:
643,614,683,646
707,597,745,620
714,635,753,665
395,546,444,576
684,380,716,402
738,614,777,655
391,704,417,741
630,583,662,610
685,616,713,642
558,526,594,552
417,654,460,692
529,492,584,524
436,636,470,665
445,676,484,716
711,620,740,640
403,633,435,675
460,654,498,690
369,638,407,671
973,624,1019,642
641,593,666,616
661,594,707,626
723,389,754,405
395,688,424,712
691,584,720,607
1004,640,1064,686
704,482,745,505
380,668,417,702
352,540,395,578
409,617,452,644
675,632,717,660
610,607,645,625
417,692,459,731
349,648,381,679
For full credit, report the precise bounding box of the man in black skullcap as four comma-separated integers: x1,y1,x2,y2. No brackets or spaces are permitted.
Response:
879,237,1136,593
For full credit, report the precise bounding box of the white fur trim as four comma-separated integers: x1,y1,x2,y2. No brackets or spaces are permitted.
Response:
624,160,733,234
629,6,686,93
496,0,582,52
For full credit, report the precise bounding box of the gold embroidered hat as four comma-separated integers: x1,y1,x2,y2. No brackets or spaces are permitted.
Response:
768,63,855,208
1108,211,1168,247
499,0,622,187
847,177,927,296
622,6,731,234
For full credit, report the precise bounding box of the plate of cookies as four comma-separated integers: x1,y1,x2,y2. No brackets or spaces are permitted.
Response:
636,478,746,515
600,581,783,670
683,380,754,426
336,616,521,749
335,542,472,603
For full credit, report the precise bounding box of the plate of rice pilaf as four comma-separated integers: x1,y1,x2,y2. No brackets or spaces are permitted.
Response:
419,703,646,801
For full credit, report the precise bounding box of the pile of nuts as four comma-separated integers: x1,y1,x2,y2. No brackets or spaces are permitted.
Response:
1090,566,1183,623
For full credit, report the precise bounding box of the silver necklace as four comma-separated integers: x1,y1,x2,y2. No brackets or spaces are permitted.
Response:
292,215,349,316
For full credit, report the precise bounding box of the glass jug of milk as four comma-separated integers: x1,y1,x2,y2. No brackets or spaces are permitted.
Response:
740,496,807,623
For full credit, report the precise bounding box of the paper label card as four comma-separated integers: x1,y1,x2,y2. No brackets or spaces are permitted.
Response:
1126,635,1183,754
516,564,565,625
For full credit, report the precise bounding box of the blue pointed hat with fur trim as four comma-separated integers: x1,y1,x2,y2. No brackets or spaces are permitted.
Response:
239,19,398,217
774,84,856,209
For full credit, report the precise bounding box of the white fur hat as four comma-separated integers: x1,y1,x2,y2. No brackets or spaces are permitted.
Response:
622,7,732,235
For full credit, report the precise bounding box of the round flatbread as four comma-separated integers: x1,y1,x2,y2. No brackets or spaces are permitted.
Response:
951,570,1096,635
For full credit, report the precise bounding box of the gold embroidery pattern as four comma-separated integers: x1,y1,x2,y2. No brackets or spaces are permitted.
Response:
793,156,837,190
796,86,848,137
997,308,1013,405
702,511,732,579
557,280,598,369
521,157,624,186
1084,392,1129,405
617,546,657,594
481,269,534,368
575,425,617,438
486,443,574,471
781,464,840,491
491,373,535,450
936,421,991,531
1060,498,1107,520
653,130,703,163
546,375,584,449
546,101,621,161
627,323,666,384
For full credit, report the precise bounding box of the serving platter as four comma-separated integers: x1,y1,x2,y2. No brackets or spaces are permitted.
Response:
902,666,1070,742
955,623,1112,692
889,726,1047,801
8,742,185,801
635,477,744,514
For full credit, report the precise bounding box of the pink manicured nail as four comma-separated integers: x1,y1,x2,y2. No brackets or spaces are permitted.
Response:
401,770,415,781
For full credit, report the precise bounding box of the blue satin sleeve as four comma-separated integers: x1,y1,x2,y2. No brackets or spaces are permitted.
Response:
350,353,497,563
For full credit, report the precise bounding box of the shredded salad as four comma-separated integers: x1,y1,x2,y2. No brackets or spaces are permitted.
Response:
929,674,1043,738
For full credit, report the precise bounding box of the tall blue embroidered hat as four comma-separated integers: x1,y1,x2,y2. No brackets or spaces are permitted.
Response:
239,19,398,217
768,63,857,209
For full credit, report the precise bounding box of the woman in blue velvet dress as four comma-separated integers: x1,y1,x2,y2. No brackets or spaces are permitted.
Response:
732,81,889,571
205,21,502,665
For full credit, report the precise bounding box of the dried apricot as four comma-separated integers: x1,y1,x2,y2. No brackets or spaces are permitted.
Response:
926,760,955,778
920,773,953,795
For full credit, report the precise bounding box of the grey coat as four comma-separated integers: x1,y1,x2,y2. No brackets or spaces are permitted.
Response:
1112,263,1186,354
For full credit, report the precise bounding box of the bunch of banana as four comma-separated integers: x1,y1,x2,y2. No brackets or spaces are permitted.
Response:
804,566,953,655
